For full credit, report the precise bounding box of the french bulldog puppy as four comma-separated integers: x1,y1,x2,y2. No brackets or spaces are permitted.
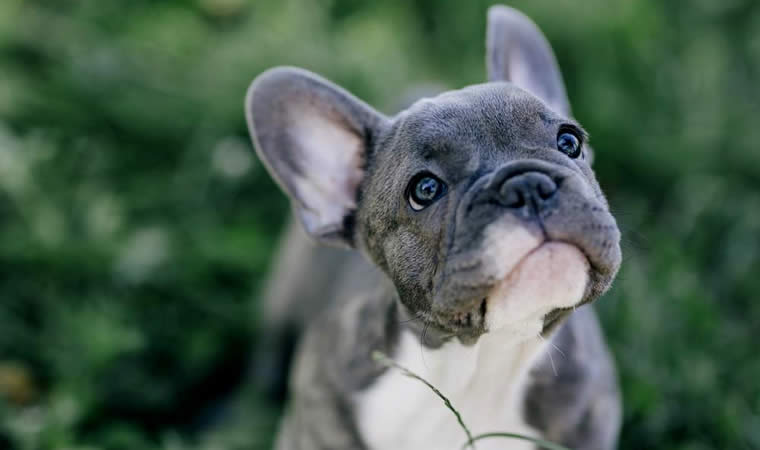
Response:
246,5,622,450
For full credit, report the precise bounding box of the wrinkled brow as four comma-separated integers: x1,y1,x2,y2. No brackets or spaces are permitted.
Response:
538,112,589,140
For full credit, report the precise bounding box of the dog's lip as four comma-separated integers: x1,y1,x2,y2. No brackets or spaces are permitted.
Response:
505,238,595,283
483,239,591,308
429,240,592,339
499,240,545,280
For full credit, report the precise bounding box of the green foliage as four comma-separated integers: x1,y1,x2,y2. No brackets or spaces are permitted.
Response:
0,0,758,449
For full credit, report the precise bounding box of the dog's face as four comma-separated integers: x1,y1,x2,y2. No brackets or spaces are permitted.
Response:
246,6,620,346
359,83,620,344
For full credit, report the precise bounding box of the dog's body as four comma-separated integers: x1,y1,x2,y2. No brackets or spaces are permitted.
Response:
247,6,622,450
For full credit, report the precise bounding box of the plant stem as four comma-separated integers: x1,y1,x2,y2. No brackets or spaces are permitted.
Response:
372,350,575,450
371,350,477,449
463,432,573,450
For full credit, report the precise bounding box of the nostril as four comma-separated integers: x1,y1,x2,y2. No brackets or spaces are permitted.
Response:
500,185,524,208
498,172,556,208
537,178,558,200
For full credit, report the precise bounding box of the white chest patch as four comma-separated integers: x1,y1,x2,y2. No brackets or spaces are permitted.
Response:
354,330,549,450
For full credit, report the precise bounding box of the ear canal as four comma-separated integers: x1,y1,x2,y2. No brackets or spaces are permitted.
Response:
486,5,571,115
245,67,387,248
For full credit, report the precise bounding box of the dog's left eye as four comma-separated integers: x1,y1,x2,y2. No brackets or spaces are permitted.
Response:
557,128,582,159
407,173,447,211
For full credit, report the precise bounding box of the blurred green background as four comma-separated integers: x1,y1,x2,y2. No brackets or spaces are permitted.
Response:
1,0,759,449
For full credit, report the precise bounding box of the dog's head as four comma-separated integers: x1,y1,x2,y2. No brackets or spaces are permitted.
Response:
246,6,621,346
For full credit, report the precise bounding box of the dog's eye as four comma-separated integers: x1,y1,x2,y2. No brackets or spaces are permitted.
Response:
407,173,447,211
557,128,582,159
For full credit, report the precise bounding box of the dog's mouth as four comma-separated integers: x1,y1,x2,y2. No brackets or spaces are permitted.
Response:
483,241,589,334
431,239,590,345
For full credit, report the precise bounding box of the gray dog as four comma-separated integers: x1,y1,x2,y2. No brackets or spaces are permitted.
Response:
245,5,622,450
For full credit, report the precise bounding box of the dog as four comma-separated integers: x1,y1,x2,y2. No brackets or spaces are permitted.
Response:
245,5,622,450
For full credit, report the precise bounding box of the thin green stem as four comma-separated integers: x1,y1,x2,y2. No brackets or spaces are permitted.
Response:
371,350,476,449
462,432,573,450
372,350,575,450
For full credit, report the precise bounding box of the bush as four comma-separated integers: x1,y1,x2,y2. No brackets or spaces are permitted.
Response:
0,1,758,449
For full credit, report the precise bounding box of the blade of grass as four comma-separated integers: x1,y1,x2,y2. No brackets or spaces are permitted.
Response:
372,350,476,449
372,350,574,450
463,432,573,450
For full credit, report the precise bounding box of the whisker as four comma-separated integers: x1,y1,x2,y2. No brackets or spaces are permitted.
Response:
398,314,423,325
420,322,430,370
439,332,460,340
547,347,558,376
550,342,566,359
539,335,558,376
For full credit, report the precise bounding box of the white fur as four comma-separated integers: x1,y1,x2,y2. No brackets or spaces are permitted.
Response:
480,219,589,339
355,330,546,450
480,218,543,282
485,242,589,339
355,224,590,450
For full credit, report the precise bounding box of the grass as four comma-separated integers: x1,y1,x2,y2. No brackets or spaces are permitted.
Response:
1,1,758,448
372,351,573,450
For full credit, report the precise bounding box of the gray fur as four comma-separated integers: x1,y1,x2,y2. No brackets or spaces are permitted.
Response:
525,307,622,450
247,5,622,450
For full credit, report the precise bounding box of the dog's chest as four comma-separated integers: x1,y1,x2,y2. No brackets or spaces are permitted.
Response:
354,330,547,450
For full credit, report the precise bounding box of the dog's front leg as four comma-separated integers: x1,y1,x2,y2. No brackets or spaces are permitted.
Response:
274,288,396,450
274,390,366,450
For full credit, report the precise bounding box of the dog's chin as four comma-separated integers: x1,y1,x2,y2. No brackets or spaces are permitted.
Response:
484,242,589,341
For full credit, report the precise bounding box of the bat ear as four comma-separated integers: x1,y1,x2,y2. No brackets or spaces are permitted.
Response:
245,67,388,247
486,5,571,115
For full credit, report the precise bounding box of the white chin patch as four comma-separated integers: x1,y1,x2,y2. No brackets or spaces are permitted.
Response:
485,242,589,339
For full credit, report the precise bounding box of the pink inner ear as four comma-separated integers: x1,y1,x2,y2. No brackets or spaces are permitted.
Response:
507,49,566,115
289,109,365,234
486,6,571,116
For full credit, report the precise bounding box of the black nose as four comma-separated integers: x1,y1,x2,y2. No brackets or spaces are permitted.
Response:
498,172,557,213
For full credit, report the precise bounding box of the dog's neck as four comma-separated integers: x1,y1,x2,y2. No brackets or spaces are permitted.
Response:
354,324,549,450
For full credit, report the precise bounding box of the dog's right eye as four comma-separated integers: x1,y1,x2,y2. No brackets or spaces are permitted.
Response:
556,126,583,159
407,173,447,211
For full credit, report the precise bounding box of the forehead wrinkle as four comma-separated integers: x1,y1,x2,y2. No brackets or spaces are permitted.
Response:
405,118,473,160
537,110,588,137
393,82,574,165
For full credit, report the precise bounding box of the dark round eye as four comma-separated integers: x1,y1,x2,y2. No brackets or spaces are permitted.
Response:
557,129,582,159
408,174,446,211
